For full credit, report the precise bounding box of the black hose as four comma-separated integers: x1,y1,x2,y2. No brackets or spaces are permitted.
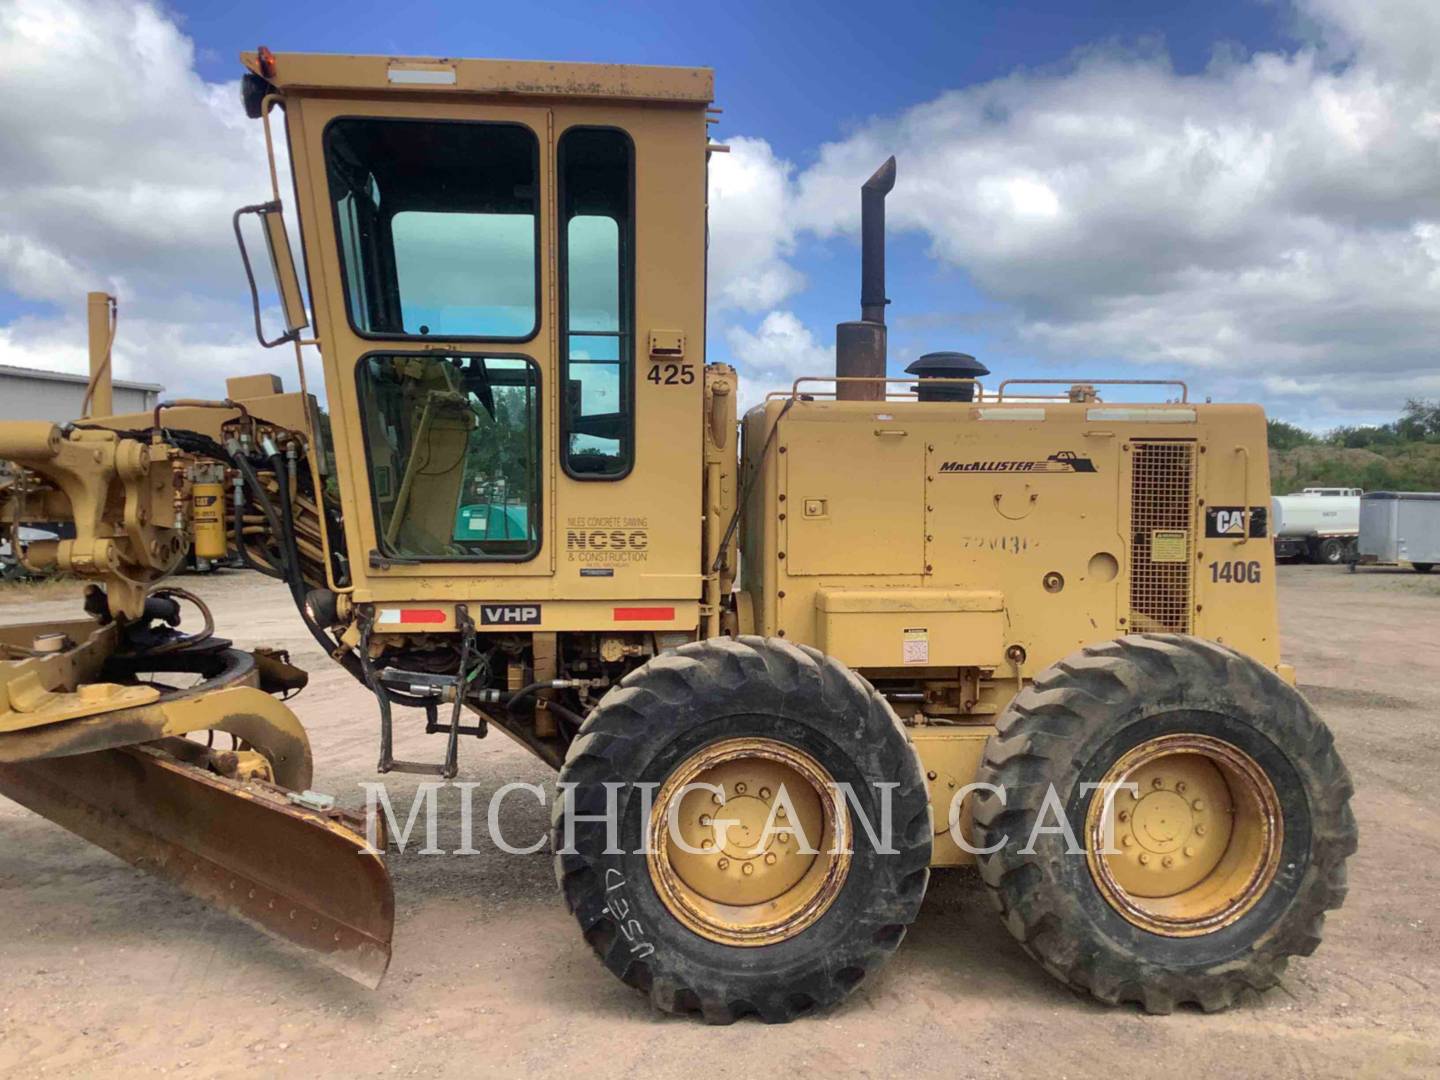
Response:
539,698,587,734
711,395,795,574
230,453,286,547
231,483,284,579
230,452,288,575
503,681,554,712
268,451,309,611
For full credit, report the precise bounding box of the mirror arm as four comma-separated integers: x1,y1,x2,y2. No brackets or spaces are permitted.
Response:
233,201,298,349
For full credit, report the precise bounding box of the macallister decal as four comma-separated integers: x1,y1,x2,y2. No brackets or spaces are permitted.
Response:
939,450,1097,474
565,515,650,565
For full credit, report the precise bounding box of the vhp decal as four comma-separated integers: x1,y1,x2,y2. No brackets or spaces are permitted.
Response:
479,604,542,626
939,450,1097,474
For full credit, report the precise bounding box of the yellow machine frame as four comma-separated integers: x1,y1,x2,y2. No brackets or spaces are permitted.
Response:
0,50,1348,1014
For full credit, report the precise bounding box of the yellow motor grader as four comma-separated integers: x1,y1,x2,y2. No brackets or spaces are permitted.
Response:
0,49,1355,1021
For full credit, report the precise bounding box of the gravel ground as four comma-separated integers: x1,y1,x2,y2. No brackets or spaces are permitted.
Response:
0,564,1436,1078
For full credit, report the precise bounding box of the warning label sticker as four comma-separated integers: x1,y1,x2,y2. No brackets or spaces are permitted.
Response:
1150,529,1189,563
903,627,930,665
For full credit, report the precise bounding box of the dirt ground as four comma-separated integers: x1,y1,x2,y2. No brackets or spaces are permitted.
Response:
0,565,1436,1078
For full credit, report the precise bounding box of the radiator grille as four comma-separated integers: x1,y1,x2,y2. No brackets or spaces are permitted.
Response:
1129,441,1196,633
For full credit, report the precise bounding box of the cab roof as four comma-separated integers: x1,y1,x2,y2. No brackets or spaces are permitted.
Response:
240,50,714,105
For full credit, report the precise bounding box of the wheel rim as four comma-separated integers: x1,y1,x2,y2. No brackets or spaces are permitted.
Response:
647,737,851,947
1085,733,1283,937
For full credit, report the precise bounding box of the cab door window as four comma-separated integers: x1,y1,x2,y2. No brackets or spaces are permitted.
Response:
559,128,634,478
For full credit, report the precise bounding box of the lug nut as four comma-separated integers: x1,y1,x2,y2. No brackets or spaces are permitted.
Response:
735,783,747,795
1152,777,1164,789
702,839,714,850
712,792,724,806
742,863,754,876
1162,856,1174,868
1176,782,1187,794
1139,853,1150,865
1193,799,1205,811
717,858,730,870
1121,835,1134,847
1195,824,1207,837
759,787,771,799
764,852,777,865
1118,810,1130,822
778,834,790,844
699,814,711,826
1183,846,1195,858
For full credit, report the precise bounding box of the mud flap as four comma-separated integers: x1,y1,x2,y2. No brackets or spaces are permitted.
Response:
0,743,394,987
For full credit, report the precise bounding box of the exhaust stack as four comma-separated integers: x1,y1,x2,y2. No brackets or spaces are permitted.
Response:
836,156,896,402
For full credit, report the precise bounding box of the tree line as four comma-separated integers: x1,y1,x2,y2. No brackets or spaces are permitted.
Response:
1267,399,1440,493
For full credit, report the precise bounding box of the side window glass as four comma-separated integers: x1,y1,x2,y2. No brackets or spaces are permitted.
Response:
560,129,633,478
357,354,541,560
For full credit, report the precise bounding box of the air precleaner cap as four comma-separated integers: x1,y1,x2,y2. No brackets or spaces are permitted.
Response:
905,352,990,402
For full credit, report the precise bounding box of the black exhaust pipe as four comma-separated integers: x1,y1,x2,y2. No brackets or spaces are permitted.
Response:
860,156,896,323
836,156,896,402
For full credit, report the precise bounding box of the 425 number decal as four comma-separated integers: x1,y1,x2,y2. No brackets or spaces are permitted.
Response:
1208,559,1262,584
646,362,696,386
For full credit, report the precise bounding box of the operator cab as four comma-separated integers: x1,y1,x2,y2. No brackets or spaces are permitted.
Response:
239,51,713,626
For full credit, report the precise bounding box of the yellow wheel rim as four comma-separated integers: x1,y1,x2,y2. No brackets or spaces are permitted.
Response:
1085,734,1282,937
647,737,851,947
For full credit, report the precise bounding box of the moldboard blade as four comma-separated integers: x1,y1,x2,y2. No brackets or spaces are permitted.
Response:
0,744,393,987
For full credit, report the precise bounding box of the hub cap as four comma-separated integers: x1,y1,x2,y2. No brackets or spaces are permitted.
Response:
1085,734,1282,937
647,737,851,946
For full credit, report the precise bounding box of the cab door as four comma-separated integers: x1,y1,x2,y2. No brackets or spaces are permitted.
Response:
284,96,559,587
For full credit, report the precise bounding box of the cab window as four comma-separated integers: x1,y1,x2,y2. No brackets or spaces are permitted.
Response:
325,118,539,340
559,128,634,478
357,354,541,560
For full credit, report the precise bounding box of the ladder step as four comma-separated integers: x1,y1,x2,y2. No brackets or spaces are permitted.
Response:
383,759,449,777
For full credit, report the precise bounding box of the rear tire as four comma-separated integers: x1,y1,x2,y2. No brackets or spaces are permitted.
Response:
1315,537,1345,564
973,634,1356,1014
553,636,931,1023
1413,563,1434,574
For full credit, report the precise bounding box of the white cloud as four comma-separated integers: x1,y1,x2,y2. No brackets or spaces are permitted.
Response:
706,137,805,313
723,310,833,409
726,0,1440,427
0,0,287,397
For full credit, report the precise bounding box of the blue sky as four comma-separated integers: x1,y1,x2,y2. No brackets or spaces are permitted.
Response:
2,0,1438,429
170,0,1296,397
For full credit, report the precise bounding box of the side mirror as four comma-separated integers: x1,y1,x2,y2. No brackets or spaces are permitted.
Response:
234,201,310,347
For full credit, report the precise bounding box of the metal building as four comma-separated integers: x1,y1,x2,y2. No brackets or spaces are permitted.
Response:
0,363,163,423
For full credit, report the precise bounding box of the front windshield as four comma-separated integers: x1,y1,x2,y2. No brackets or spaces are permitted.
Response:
357,354,541,560
325,118,539,339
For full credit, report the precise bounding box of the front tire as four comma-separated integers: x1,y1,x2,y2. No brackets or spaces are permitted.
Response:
973,634,1356,1013
553,637,931,1022
1413,562,1434,574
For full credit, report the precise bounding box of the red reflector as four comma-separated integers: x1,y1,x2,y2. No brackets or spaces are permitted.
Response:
613,606,675,622
399,609,447,624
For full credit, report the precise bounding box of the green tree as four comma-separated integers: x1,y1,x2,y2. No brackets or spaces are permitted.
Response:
1266,419,1316,450
1397,398,1440,441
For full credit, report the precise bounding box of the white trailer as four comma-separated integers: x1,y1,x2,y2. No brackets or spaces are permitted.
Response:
1356,492,1440,573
